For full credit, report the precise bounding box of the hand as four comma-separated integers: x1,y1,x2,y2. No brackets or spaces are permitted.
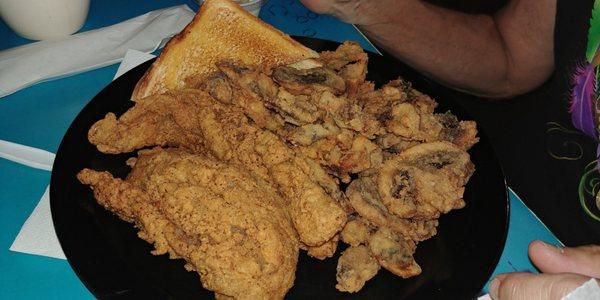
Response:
298,0,391,25
490,240,600,300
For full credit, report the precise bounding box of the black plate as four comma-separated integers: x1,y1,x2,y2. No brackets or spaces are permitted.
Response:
51,37,509,299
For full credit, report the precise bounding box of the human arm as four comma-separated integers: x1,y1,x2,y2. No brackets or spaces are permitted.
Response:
300,0,556,98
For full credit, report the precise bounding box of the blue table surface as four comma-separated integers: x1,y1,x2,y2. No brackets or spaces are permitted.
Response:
0,0,561,298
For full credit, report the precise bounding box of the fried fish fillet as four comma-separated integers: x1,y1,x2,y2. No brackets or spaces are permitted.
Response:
78,148,298,299
87,89,346,247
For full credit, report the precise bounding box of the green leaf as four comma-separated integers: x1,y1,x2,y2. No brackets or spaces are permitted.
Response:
587,0,600,62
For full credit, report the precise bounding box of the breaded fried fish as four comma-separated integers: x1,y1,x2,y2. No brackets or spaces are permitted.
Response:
78,148,298,299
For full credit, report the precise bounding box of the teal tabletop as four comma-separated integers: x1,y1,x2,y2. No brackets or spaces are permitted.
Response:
0,0,562,298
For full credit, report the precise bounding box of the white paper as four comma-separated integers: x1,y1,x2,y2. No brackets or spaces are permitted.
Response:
0,139,55,171
9,49,156,260
0,5,194,98
113,49,156,80
563,278,600,300
477,279,600,300
10,186,65,259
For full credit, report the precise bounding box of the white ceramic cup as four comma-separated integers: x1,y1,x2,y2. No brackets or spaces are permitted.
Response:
0,0,90,40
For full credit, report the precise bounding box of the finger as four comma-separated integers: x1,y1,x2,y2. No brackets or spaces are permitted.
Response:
489,272,589,300
528,240,600,278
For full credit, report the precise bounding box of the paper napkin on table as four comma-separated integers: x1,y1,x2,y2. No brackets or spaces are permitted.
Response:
9,49,156,259
0,4,194,98
114,50,156,80
9,186,65,259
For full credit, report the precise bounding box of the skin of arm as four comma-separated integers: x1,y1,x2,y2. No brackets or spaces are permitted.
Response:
300,0,556,98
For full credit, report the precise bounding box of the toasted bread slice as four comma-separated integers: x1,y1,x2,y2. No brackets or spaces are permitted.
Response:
132,0,319,100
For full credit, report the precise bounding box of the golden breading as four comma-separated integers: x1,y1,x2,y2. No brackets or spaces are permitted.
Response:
346,177,439,242
379,141,474,218
335,245,380,293
367,227,421,278
340,218,371,247
303,235,340,260
346,141,475,220
81,41,480,295
214,63,385,181
87,89,346,247
78,148,299,299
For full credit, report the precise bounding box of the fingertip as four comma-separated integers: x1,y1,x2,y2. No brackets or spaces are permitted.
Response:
494,273,509,281
529,240,560,255
489,273,512,300
489,277,501,300
529,240,564,271
528,239,544,252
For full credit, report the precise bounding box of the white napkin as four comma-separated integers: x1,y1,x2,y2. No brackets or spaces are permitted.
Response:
0,140,55,171
0,4,194,98
563,278,600,300
478,279,600,300
9,49,156,259
9,186,64,259
114,49,156,80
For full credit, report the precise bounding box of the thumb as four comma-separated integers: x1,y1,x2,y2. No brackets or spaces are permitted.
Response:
489,272,589,300
529,240,600,278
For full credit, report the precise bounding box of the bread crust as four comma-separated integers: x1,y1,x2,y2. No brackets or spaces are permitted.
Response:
132,0,319,100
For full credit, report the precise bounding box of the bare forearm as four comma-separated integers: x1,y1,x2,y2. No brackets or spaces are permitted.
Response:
305,0,556,98
359,2,513,96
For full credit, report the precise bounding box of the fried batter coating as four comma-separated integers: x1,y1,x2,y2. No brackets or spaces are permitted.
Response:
87,89,346,247
340,218,371,247
435,112,479,150
362,141,475,219
294,129,383,183
216,57,385,180
376,134,421,154
384,105,479,150
202,71,286,134
335,245,380,293
377,164,430,218
356,78,479,150
385,102,441,142
315,90,382,138
286,122,341,146
78,148,299,299
320,41,368,72
346,177,438,242
303,234,340,260
272,65,346,95
88,93,207,154
383,142,474,218
358,79,434,120
85,42,479,295
396,141,474,186
367,227,421,278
